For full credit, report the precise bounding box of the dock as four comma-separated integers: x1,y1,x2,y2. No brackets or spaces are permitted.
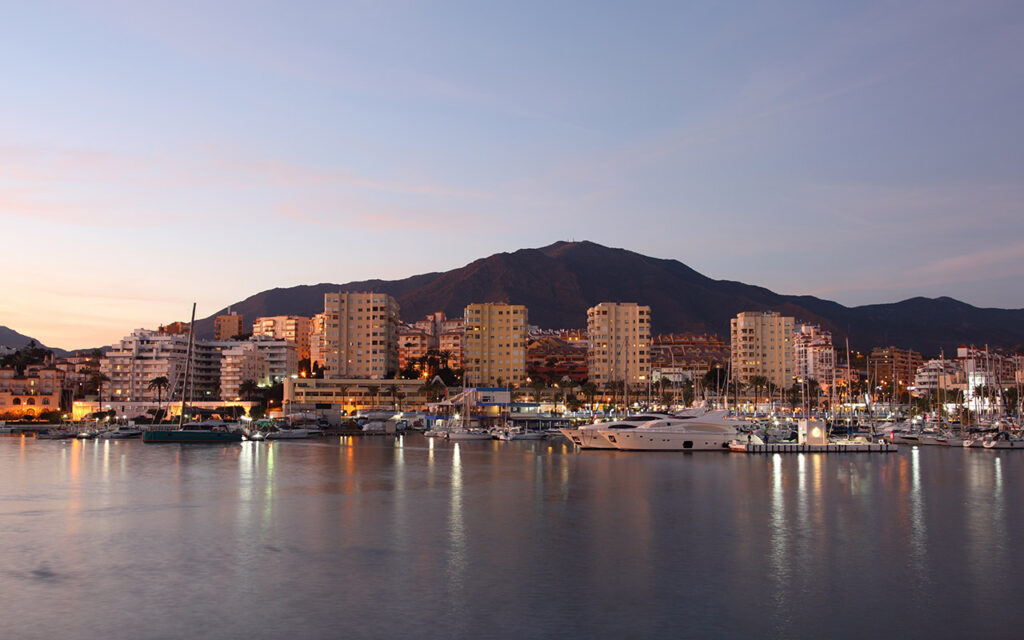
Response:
731,442,897,454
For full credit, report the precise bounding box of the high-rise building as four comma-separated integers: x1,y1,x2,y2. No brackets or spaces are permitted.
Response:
463,303,528,387
586,302,652,386
793,324,835,385
252,315,312,360
730,311,795,389
214,312,245,340
322,292,400,379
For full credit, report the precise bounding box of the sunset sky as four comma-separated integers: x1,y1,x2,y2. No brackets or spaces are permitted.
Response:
2,1,1023,349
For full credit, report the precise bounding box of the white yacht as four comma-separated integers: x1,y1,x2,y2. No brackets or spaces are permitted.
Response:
560,413,672,449
599,412,739,451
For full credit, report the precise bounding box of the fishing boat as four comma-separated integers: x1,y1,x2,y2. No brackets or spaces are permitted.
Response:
143,304,242,444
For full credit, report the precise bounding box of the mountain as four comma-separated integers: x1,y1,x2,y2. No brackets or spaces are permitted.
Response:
0,326,68,356
193,241,1024,355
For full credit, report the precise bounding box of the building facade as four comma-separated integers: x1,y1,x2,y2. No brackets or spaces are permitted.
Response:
586,302,652,386
793,324,836,385
867,346,923,398
220,342,267,400
0,366,64,418
463,303,528,387
730,311,795,388
214,312,245,340
252,315,312,360
322,292,400,379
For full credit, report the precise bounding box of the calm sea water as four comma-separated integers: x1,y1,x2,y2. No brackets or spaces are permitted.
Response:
1,434,1021,639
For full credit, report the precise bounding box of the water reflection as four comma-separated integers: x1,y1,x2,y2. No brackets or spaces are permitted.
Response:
446,443,466,620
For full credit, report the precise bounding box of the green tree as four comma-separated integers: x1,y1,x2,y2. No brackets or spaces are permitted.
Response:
238,379,260,402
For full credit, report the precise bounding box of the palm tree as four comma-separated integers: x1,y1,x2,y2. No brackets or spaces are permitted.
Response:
386,383,401,410
147,376,170,422
580,381,597,409
239,379,260,402
364,384,380,410
88,371,111,407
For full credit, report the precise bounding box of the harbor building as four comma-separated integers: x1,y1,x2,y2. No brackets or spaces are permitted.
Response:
730,311,795,389
214,311,245,340
463,303,528,387
253,315,312,360
911,358,964,397
322,292,400,379
282,377,432,423
586,302,652,386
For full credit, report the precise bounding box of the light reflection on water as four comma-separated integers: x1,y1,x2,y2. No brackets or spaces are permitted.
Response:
2,437,1024,639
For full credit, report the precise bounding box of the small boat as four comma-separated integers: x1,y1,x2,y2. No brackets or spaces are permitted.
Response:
36,430,73,440
495,426,546,441
265,427,317,440
445,429,494,441
982,432,1024,449
97,426,142,439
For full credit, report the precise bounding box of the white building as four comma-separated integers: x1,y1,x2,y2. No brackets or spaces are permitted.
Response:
102,329,190,403
793,324,835,386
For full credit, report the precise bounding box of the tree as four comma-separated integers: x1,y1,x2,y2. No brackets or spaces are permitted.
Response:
364,384,380,410
238,379,260,402
88,371,111,407
580,381,597,409
702,368,728,399
147,376,170,421
530,378,546,402
681,379,695,407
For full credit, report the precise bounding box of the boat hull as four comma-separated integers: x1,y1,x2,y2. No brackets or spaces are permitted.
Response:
142,430,242,443
601,430,734,451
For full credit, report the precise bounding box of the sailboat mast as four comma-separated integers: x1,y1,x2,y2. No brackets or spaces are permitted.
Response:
177,303,197,429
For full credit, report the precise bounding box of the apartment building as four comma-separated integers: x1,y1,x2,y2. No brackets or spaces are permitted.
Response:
867,346,923,396
253,315,312,360
463,303,528,387
214,312,245,340
0,366,64,417
308,313,326,370
398,326,436,372
730,311,795,389
586,302,651,386
220,342,267,400
322,292,400,379
102,329,190,403
793,324,836,385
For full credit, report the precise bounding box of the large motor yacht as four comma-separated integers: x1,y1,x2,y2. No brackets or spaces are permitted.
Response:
560,413,673,449
599,411,738,451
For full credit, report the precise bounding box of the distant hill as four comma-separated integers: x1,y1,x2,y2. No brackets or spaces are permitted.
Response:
193,241,1024,355
0,326,68,356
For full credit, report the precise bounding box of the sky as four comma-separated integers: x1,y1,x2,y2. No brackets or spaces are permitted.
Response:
2,0,1023,350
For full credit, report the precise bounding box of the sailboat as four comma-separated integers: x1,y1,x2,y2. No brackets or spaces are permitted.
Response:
143,304,243,444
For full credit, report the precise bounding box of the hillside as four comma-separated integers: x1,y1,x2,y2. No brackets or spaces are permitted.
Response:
193,241,1024,355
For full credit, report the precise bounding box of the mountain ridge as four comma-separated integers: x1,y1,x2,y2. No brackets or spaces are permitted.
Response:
179,241,1024,355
